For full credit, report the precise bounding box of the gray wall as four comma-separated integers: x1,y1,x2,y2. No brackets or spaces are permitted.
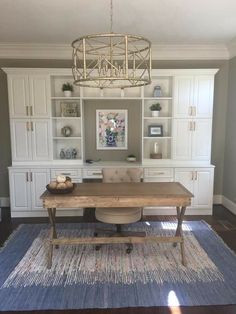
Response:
0,70,11,197
0,59,229,198
84,100,142,161
223,56,236,202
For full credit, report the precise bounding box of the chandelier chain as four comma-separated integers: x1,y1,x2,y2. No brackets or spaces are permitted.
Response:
110,0,113,33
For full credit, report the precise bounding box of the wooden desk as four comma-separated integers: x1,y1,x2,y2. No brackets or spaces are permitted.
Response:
41,182,193,269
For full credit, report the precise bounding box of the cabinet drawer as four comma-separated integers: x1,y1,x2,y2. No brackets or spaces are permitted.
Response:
83,168,102,178
51,168,82,179
144,177,174,182
144,168,173,178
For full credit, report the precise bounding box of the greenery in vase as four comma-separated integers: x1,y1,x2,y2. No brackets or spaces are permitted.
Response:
62,82,74,92
149,103,162,111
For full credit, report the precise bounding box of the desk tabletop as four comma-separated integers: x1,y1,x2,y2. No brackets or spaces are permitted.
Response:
41,182,193,209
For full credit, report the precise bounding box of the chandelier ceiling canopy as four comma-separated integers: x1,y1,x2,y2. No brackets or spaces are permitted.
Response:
71,0,152,89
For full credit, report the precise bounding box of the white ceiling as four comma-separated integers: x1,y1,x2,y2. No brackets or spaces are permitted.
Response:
0,0,236,59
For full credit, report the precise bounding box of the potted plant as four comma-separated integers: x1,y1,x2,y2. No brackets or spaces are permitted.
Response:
149,103,162,117
62,82,73,97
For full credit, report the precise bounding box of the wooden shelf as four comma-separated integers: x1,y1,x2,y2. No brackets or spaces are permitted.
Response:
53,137,81,140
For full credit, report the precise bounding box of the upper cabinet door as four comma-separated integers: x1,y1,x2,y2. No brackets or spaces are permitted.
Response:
31,119,52,161
193,76,214,118
173,76,194,118
8,74,50,118
8,75,29,118
172,119,192,160
191,119,212,161
10,119,32,161
29,75,51,118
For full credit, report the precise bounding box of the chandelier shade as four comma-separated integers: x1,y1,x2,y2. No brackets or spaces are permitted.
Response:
72,32,151,89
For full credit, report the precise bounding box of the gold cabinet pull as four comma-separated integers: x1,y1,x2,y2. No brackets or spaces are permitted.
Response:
30,106,33,116
30,172,33,182
193,121,196,131
26,172,29,182
188,106,192,116
193,106,196,116
31,121,34,131
26,106,29,116
26,121,30,131
189,121,192,131
191,171,194,180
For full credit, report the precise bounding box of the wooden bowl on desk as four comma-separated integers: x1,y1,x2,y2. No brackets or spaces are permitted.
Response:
46,183,76,194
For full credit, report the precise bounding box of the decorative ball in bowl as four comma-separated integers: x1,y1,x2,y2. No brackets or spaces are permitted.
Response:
46,175,75,194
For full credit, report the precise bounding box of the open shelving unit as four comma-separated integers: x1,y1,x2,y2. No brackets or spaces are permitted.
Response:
142,76,173,163
50,75,83,163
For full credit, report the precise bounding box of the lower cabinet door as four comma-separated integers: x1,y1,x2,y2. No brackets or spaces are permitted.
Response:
31,169,50,210
175,167,213,209
174,168,194,206
9,169,31,211
193,169,213,208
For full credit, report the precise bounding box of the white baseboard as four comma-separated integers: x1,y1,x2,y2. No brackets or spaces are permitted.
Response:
11,209,84,218
213,194,236,216
143,207,212,215
222,196,236,216
0,197,10,207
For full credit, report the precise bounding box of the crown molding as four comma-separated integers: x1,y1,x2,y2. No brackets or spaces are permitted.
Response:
0,43,72,60
0,42,230,60
151,44,229,60
227,41,236,59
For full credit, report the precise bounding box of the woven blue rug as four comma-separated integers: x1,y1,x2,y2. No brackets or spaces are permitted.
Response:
0,221,236,311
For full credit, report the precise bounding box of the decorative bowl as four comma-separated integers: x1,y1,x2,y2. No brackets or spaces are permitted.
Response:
126,157,136,162
46,183,75,194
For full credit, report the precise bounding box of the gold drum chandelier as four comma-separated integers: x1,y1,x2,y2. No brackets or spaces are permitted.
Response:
72,0,152,89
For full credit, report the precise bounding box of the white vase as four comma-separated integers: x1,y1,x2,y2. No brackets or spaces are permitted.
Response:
64,90,72,97
151,110,159,117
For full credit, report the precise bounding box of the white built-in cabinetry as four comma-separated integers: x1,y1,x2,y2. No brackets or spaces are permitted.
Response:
8,73,52,161
174,168,214,209
3,68,218,217
8,168,50,212
173,75,213,161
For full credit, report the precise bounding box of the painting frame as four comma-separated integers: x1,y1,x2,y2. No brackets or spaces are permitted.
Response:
148,125,163,137
96,109,128,150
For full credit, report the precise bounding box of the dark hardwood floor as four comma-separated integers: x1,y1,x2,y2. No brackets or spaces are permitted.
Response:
0,205,236,314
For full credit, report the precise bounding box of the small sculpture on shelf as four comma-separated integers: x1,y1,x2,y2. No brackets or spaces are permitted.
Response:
62,82,73,97
71,148,77,159
61,126,72,137
150,103,162,117
60,148,78,159
60,148,66,159
153,85,162,97
150,142,162,159
65,149,72,159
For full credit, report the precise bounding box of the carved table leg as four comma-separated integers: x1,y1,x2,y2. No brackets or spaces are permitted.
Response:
47,207,57,269
174,206,187,266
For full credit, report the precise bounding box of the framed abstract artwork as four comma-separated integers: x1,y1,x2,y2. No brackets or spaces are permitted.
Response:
96,109,128,150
